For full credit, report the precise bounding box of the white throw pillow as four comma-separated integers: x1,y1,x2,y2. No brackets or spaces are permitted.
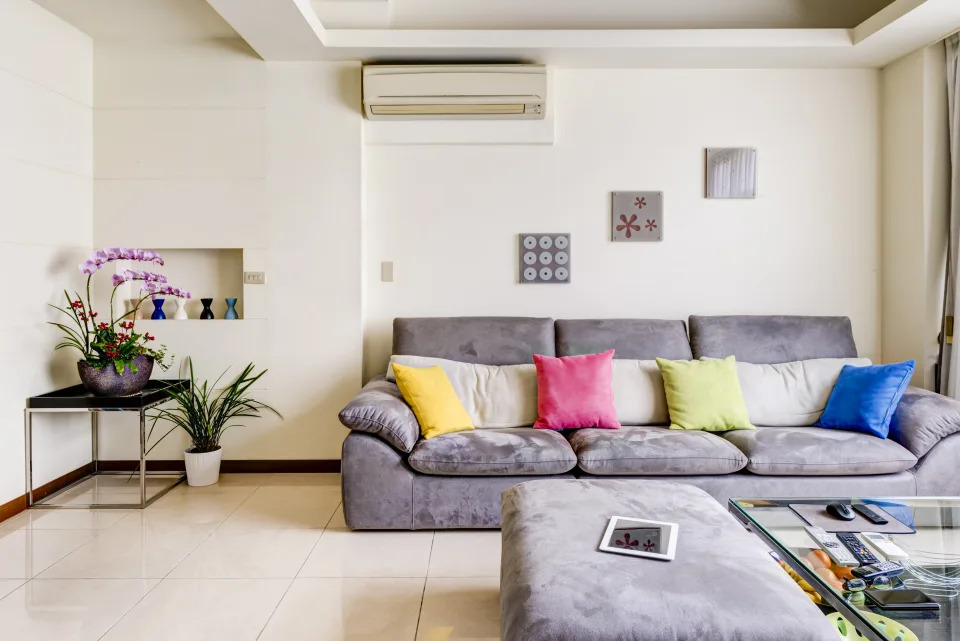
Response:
610,359,668,425
387,355,538,428
386,355,668,427
706,357,872,426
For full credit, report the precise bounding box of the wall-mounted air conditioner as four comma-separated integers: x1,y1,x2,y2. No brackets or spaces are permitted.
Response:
362,64,546,120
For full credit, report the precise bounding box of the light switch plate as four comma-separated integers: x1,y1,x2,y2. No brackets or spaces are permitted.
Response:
381,261,394,283
243,271,266,285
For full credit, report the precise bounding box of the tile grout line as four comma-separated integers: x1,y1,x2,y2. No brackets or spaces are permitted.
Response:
413,532,437,641
254,500,344,640
93,479,266,641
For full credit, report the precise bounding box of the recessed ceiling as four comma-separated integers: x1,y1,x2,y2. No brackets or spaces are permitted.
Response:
312,0,898,30
32,0,238,40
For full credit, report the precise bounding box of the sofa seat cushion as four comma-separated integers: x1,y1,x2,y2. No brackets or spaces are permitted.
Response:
408,428,577,476
723,427,918,476
569,426,747,476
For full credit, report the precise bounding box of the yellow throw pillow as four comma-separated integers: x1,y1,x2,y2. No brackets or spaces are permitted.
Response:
655,356,755,432
392,363,475,439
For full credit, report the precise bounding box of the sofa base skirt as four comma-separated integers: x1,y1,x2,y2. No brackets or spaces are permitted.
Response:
342,433,921,530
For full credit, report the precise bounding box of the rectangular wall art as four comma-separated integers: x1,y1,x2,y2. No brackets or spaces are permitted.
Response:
705,148,757,199
611,191,662,242
519,234,570,283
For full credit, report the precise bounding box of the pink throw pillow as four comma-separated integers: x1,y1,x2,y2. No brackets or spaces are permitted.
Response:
533,349,620,430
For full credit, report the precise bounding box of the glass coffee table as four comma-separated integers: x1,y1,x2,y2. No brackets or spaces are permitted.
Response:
730,497,960,641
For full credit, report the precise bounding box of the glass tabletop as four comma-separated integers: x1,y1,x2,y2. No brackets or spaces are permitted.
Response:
730,497,960,641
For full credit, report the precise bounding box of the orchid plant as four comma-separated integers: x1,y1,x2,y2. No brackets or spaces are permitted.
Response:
50,247,190,375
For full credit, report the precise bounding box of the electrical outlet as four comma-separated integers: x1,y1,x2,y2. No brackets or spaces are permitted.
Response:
243,271,266,285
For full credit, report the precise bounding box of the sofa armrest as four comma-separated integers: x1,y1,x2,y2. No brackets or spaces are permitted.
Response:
338,376,420,454
889,386,960,458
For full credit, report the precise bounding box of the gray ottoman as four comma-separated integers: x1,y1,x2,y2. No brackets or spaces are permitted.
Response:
500,479,837,641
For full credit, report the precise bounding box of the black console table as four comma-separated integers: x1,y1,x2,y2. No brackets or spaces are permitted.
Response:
25,380,188,509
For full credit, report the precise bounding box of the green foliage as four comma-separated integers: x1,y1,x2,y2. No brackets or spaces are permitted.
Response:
148,359,281,453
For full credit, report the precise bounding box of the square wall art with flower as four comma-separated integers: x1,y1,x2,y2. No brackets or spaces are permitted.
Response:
611,191,662,242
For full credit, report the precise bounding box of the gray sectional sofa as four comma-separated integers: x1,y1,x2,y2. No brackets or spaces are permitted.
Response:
339,315,960,530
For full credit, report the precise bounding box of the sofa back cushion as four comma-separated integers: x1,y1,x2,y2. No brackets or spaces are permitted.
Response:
555,319,692,360
393,317,554,365
689,315,858,364
388,355,669,427
731,358,872,426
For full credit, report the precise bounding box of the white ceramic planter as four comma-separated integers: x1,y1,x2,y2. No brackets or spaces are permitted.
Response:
184,446,222,486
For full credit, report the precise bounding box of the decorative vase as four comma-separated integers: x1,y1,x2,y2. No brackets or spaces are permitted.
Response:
173,298,188,320
78,355,154,396
150,298,166,320
127,298,143,320
224,297,238,320
184,446,222,486
200,298,215,319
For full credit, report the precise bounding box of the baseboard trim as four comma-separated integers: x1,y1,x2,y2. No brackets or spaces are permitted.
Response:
96,460,342,474
0,461,96,524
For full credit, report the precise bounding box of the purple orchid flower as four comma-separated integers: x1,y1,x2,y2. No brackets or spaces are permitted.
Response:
112,270,168,287
78,248,165,274
142,282,190,299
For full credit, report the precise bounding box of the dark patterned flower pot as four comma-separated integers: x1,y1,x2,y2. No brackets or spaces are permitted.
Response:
77,355,154,396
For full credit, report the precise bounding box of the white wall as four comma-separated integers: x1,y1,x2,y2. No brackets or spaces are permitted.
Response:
0,0,93,504
363,69,881,378
879,45,950,390
93,40,361,461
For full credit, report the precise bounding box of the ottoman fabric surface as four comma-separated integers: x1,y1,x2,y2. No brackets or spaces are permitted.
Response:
500,479,837,641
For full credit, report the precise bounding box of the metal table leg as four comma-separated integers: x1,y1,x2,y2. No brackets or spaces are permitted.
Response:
139,409,147,507
24,409,33,507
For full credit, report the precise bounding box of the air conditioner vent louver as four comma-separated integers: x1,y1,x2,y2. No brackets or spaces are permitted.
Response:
362,64,546,120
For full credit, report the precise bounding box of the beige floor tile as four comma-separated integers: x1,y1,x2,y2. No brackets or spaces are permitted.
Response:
38,522,211,579
0,508,132,531
0,529,97,578
100,578,289,641
169,529,321,578
218,486,340,530
428,531,502,578
258,577,424,641
299,529,434,578
326,504,347,529
255,473,341,487
0,578,157,641
416,577,500,641
109,490,250,530
0,579,25,600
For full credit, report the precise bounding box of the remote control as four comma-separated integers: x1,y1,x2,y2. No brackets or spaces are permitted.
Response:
859,532,909,561
852,561,904,581
852,504,889,525
836,532,878,565
804,526,860,567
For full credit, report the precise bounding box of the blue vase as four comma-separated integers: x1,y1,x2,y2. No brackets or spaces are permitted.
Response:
150,299,166,320
224,297,238,320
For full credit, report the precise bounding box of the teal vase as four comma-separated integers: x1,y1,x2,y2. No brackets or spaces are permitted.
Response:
224,297,238,320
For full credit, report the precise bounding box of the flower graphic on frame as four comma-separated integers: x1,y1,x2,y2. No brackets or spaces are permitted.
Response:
644,219,658,232
643,539,656,552
615,533,640,549
616,214,642,239
634,196,646,209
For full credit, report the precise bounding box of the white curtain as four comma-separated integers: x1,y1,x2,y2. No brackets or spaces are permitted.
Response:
943,35,960,396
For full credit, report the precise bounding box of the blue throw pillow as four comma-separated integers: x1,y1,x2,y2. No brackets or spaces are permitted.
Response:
815,361,916,438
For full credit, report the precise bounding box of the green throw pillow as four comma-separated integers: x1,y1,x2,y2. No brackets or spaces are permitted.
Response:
655,356,755,432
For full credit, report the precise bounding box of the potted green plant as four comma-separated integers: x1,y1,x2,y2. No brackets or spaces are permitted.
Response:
149,360,281,486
